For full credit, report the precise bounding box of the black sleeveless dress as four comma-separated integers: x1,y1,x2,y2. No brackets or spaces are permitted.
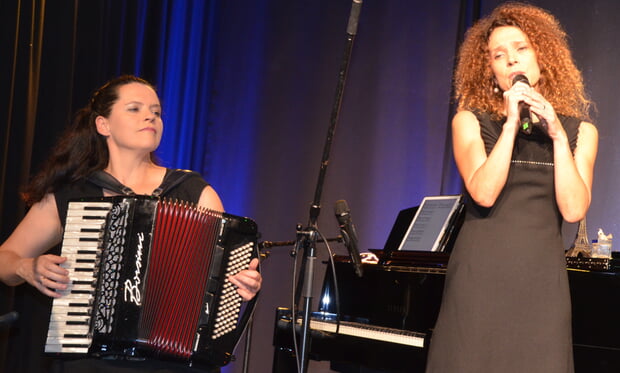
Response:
425,113,580,373
5,169,220,373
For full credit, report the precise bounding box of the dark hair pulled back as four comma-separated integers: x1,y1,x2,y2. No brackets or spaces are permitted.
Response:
22,75,155,205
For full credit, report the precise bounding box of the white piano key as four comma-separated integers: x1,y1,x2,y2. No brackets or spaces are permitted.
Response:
68,201,113,208
50,306,91,315
62,265,96,273
63,230,103,238
53,292,91,300
46,328,91,338
45,337,91,345
66,216,107,224
53,283,95,295
70,203,113,211
63,265,97,273
62,249,98,256
46,325,90,335
45,344,88,354
61,238,101,247
65,256,98,263
48,314,90,324
64,219,107,226
64,283,95,292
46,327,90,338
62,252,96,259
66,274,95,281
47,322,90,331
66,267,96,274
50,292,93,303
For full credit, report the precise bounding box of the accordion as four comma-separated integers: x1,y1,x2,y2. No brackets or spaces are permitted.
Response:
44,196,259,368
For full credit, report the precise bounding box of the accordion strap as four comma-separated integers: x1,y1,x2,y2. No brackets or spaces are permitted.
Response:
152,169,200,197
87,169,199,197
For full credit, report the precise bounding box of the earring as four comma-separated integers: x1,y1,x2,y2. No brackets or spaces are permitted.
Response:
491,78,500,94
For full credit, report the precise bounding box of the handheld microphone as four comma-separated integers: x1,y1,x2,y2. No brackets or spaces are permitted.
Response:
0,311,19,327
512,74,532,135
334,200,363,277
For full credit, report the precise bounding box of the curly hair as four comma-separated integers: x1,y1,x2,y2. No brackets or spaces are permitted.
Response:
22,75,158,205
454,2,591,120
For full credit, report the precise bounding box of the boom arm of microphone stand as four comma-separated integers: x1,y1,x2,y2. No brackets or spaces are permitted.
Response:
259,236,342,249
258,236,343,264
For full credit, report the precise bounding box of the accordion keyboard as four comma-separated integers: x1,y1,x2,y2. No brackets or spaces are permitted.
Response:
45,201,113,354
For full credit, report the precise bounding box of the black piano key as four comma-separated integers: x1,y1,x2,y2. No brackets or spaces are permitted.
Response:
70,290,93,295
75,268,94,273
64,334,88,338
66,320,89,325
79,237,100,242
68,312,90,316
82,215,108,220
77,250,98,255
68,303,89,307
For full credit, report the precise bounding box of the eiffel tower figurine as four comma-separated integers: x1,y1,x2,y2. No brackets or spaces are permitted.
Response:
566,218,591,257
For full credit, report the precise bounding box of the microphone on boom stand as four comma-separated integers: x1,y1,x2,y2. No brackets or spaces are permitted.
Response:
293,1,364,372
334,200,363,277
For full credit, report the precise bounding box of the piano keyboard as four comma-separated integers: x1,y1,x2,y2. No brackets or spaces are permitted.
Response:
308,318,426,347
277,314,427,348
45,201,113,354
307,318,426,347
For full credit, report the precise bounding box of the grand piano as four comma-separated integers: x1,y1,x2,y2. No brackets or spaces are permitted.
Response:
272,253,447,372
272,202,620,372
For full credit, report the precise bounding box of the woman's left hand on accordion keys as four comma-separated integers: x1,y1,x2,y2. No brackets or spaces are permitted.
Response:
228,258,262,301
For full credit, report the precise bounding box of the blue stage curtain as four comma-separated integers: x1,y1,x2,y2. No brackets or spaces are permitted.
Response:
152,0,217,172
130,0,262,215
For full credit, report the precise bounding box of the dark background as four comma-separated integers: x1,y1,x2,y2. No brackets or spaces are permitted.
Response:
1,1,619,372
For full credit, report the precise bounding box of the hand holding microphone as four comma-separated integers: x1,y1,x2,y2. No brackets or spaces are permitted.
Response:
512,74,533,135
511,74,552,135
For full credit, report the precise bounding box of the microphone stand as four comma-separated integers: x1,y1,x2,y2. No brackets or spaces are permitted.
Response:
292,1,362,372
